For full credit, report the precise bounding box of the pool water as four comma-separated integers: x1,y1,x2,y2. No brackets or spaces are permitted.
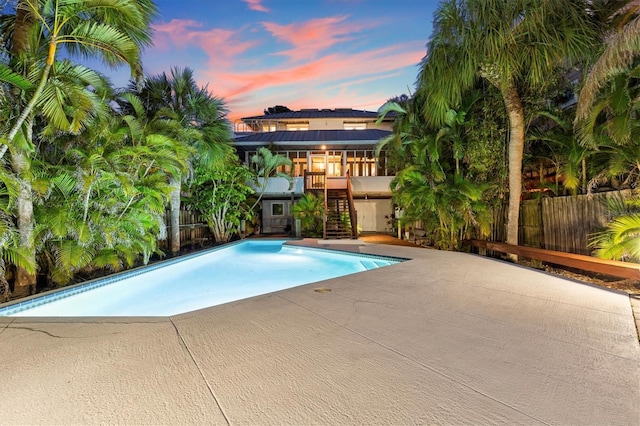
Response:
0,240,403,317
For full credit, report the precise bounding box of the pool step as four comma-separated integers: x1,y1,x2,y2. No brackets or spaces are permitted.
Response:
360,259,393,270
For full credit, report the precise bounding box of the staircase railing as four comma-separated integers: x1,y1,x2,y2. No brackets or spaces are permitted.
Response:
345,170,358,239
323,174,328,239
304,170,356,239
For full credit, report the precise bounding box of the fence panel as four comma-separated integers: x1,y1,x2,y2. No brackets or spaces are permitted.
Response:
540,191,628,255
158,209,211,250
519,199,543,248
489,190,631,255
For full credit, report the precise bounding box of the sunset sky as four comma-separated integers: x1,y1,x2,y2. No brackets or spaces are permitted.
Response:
104,0,437,124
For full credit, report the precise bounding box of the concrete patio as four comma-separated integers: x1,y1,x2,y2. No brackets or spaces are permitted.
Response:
1,240,638,425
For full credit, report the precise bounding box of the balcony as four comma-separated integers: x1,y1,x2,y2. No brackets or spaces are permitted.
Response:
252,175,393,198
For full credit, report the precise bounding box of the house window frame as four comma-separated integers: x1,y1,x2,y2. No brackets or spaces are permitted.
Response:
272,203,285,216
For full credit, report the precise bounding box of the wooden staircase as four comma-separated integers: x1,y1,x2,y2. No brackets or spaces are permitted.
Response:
325,189,354,239
304,171,358,240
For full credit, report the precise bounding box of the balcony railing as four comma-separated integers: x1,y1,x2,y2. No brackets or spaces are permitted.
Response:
304,171,326,191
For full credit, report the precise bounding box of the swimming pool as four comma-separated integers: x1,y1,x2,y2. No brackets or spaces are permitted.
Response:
0,240,404,317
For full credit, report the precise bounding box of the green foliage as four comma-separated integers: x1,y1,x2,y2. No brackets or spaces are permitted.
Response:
1,0,158,153
292,193,324,237
133,66,233,173
381,92,495,250
590,192,640,262
188,157,255,243
248,147,293,212
419,0,599,247
0,169,36,281
31,99,180,285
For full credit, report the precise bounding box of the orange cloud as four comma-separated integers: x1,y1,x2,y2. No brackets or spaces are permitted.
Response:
261,16,376,60
214,43,423,122
146,16,424,124
213,44,421,99
243,0,269,13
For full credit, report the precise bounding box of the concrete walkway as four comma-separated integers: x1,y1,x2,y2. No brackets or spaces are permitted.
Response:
1,240,638,425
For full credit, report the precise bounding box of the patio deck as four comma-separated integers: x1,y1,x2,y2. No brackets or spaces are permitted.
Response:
0,238,638,425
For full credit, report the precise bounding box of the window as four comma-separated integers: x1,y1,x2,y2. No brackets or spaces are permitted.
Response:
286,123,309,131
261,124,276,132
272,203,284,216
344,122,366,130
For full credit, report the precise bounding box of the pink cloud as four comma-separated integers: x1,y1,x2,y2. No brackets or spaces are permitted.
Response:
152,19,258,66
212,43,423,122
145,17,424,124
215,44,421,99
243,0,269,13
261,16,376,60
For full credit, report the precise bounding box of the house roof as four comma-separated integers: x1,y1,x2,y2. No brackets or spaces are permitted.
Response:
242,108,390,121
233,129,391,148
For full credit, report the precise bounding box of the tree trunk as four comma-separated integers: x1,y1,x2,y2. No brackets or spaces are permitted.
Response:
12,151,36,297
582,157,587,193
12,1,36,56
7,0,39,294
169,177,181,256
501,80,525,258
0,276,10,303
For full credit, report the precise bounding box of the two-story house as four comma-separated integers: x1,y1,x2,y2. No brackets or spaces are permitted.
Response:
233,108,395,237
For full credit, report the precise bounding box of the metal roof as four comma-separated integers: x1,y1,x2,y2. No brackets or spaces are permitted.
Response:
233,129,391,146
241,108,390,121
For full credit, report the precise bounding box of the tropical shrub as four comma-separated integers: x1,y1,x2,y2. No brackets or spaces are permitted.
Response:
292,193,324,237
188,159,255,243
590,192,640,262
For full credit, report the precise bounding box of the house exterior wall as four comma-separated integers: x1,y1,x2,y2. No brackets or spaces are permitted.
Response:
260,197,393,234
261,199,293,234
354,199,393,233
350,176,393,197
247,115,393,132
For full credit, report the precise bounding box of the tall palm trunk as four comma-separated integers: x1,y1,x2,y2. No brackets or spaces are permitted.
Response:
6,1,39,295
12,150,36,297
500,80,525,254
169,177,181,256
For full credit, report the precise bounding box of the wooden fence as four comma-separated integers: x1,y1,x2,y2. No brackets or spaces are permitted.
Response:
158,209,211,250
491,190,631,255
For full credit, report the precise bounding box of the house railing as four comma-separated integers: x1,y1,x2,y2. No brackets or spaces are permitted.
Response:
345,171,358,239
304,171,325,191
323,177,328,239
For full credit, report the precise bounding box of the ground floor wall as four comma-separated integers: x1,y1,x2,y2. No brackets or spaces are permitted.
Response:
354,199,393,233
261,199,293,234
260,197,393,234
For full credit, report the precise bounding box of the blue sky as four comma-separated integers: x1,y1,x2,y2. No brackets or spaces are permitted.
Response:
105,0,437,123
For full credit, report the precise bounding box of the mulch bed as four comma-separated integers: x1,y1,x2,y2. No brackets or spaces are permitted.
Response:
518,259,640,295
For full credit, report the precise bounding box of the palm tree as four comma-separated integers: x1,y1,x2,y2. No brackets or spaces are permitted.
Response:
1,0,157,156
249,146,293,212
590,192,640,262
292,193,324,237
576,67,640,192
134,67,232,256
576,1,640,124
33,92,187,285
0,0,156,296
0,167,35,301
380,95,492,250
419,0,598,252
